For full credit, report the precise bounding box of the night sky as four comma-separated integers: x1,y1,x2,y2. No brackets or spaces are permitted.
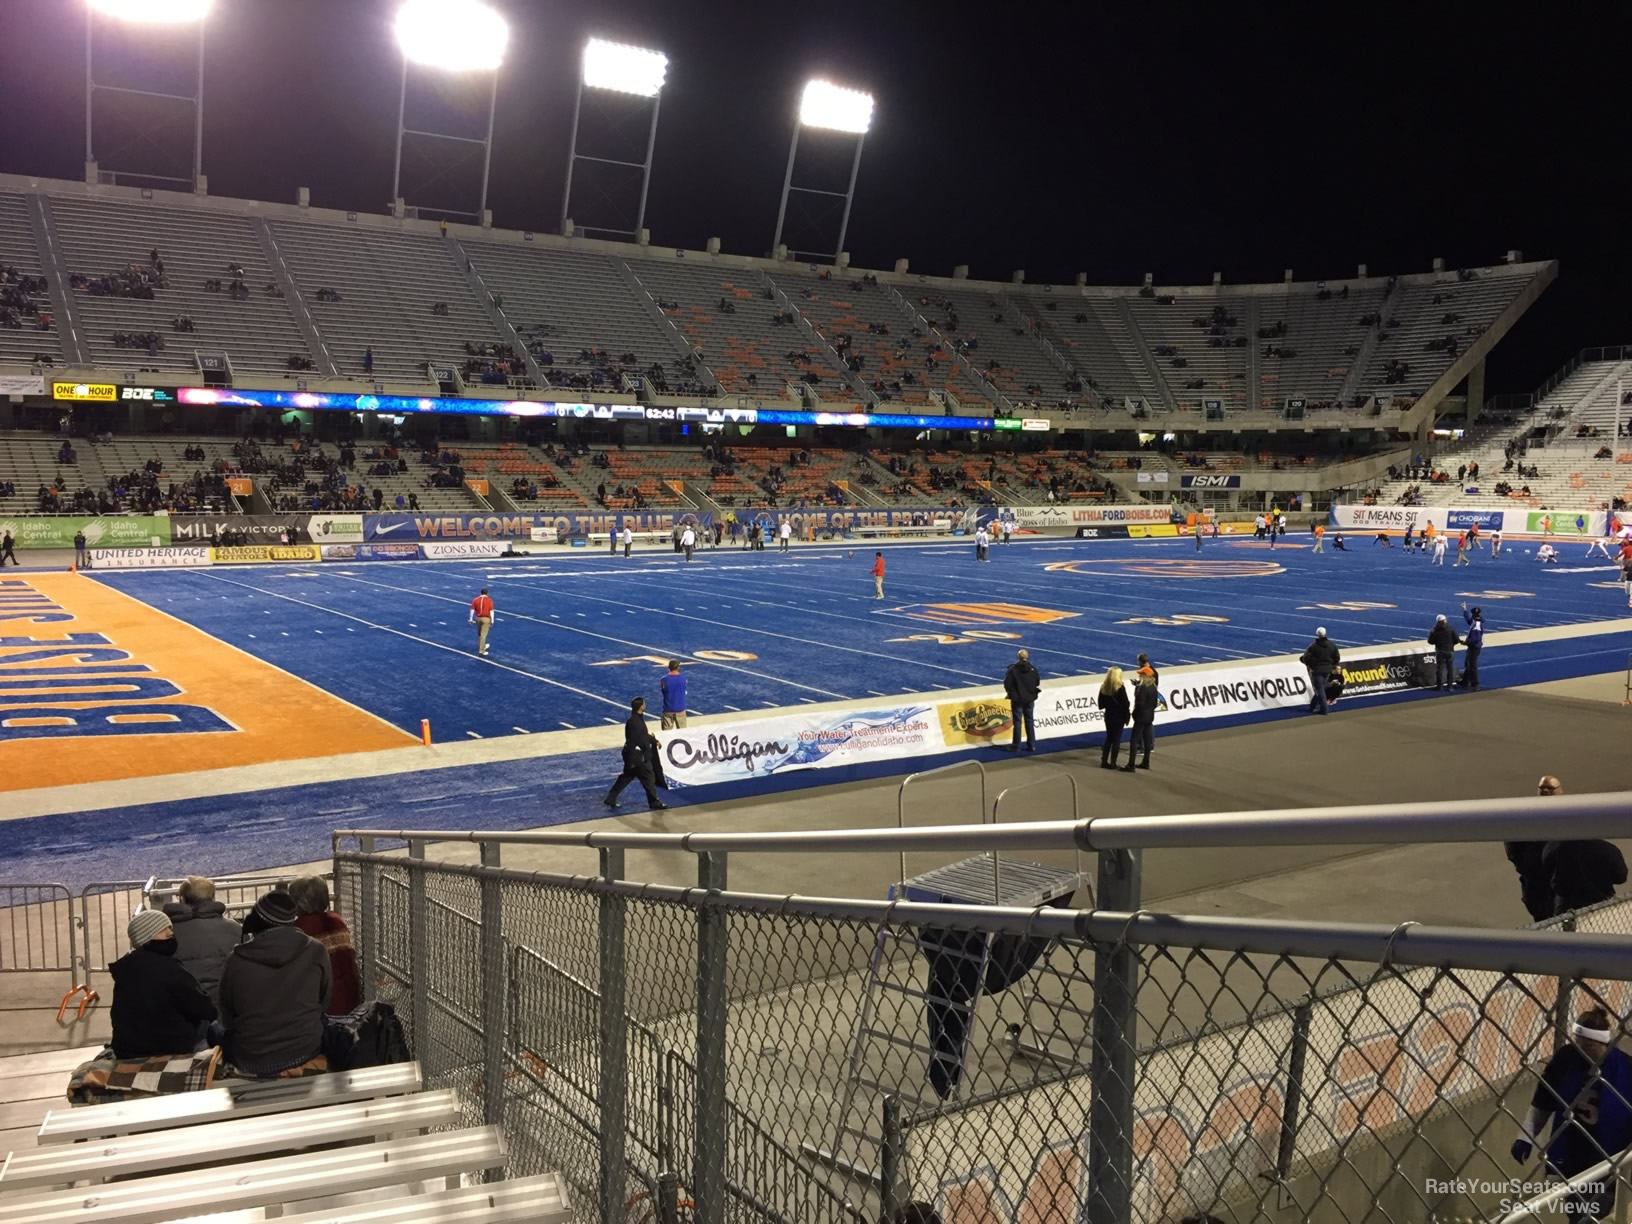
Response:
0,0,1628,394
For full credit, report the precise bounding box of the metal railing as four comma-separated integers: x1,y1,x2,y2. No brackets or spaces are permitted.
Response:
0,872,333,1020
333,790,1632,1224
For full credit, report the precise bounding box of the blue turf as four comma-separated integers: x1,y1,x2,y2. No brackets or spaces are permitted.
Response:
0,535,1625,894
88,536,1631,739
0,534,1619,891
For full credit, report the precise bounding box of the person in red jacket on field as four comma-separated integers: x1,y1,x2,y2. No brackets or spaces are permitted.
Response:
469,587,495,656
871,552,885,600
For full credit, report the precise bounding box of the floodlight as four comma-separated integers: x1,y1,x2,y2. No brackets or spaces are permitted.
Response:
799,80,873,134
583,38,667,98
394,0,508,72
88,0,213,22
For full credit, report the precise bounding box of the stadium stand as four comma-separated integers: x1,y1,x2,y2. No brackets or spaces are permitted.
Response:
461,243,689,394
915,286,1074,408
626,254,822,397
1355,267,1534,398
268,220,510,384
0,193,60,368
1124,292,1252,410
1368,358,1632,508
47,196,308,379
1252,280,1384,412
1016,296,1170,412
0,433,246,516
771,272,931,405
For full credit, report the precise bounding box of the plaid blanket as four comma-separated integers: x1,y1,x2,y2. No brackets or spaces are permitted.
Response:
67,1046,221,1105
218,1053,330,1081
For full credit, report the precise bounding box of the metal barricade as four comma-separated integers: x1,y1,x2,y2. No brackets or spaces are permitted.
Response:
0,882,78,1016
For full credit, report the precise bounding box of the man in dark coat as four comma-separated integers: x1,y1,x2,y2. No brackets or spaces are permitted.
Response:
218,891,331,1075
1124,672,1159,771
1427,614,1461,691
163,875,241,1005
1299,627,1341,715
110,909,216,1058
1527,776,1629,918
1002,648,1041,752
604,697,669,810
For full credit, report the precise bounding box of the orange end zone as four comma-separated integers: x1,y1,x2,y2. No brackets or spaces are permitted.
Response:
0,574,416,792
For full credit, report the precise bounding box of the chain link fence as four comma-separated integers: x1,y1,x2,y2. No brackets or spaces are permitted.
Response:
331,835,1632,1224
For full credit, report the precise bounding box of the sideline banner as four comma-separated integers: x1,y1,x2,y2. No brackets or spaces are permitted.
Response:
171,516,304,544
1067,505,1174,526
1128,524,1179,538
670,651,1433,785
307,513,365,543
1329,505,1608,537
1328,505,1439,533
661,704,941,786
1074,525,1130,539
3,516,173,549
935,652,1431,749
366,506,966,543
420,541,504,560
210,544,321,564
1528,510,1601,536
87,545,212,570
358,543,421,561
0,374,44,396
1014,506,1072,530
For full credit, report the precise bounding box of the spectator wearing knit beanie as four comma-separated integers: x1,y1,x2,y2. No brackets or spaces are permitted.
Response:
109,909,216,1059
219,890,331,1076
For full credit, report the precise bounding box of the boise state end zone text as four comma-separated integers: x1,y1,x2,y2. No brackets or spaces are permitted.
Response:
0,579,232,742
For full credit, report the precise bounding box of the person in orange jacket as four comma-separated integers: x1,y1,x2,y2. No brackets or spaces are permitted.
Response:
871,552,885,600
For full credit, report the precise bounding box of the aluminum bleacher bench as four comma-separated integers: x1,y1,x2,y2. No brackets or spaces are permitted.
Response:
175,1172,573,1223
0,1089,461,1193
34,1062,422,1145
0,1124,504,1223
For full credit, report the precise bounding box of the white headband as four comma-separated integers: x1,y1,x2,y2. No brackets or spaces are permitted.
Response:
1573,1023,1614,1043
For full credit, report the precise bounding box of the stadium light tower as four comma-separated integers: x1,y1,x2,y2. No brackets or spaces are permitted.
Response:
84,0,214,191
560,38,669,239
771,79,874,263
391,0,508,222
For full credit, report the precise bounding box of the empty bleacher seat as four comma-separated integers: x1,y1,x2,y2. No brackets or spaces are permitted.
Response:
47,196,307,379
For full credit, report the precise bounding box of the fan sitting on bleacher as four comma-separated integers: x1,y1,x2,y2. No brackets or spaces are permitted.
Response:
218,891,332,1078
109,910,216,1061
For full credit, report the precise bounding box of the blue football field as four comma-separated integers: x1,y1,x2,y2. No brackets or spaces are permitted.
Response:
89,532,1632,742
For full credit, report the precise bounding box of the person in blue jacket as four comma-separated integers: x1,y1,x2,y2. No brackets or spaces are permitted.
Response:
1513,1006,1632,1221
1461,601,1484,690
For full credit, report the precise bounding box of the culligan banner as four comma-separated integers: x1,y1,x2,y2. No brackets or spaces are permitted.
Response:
661,704,941,786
